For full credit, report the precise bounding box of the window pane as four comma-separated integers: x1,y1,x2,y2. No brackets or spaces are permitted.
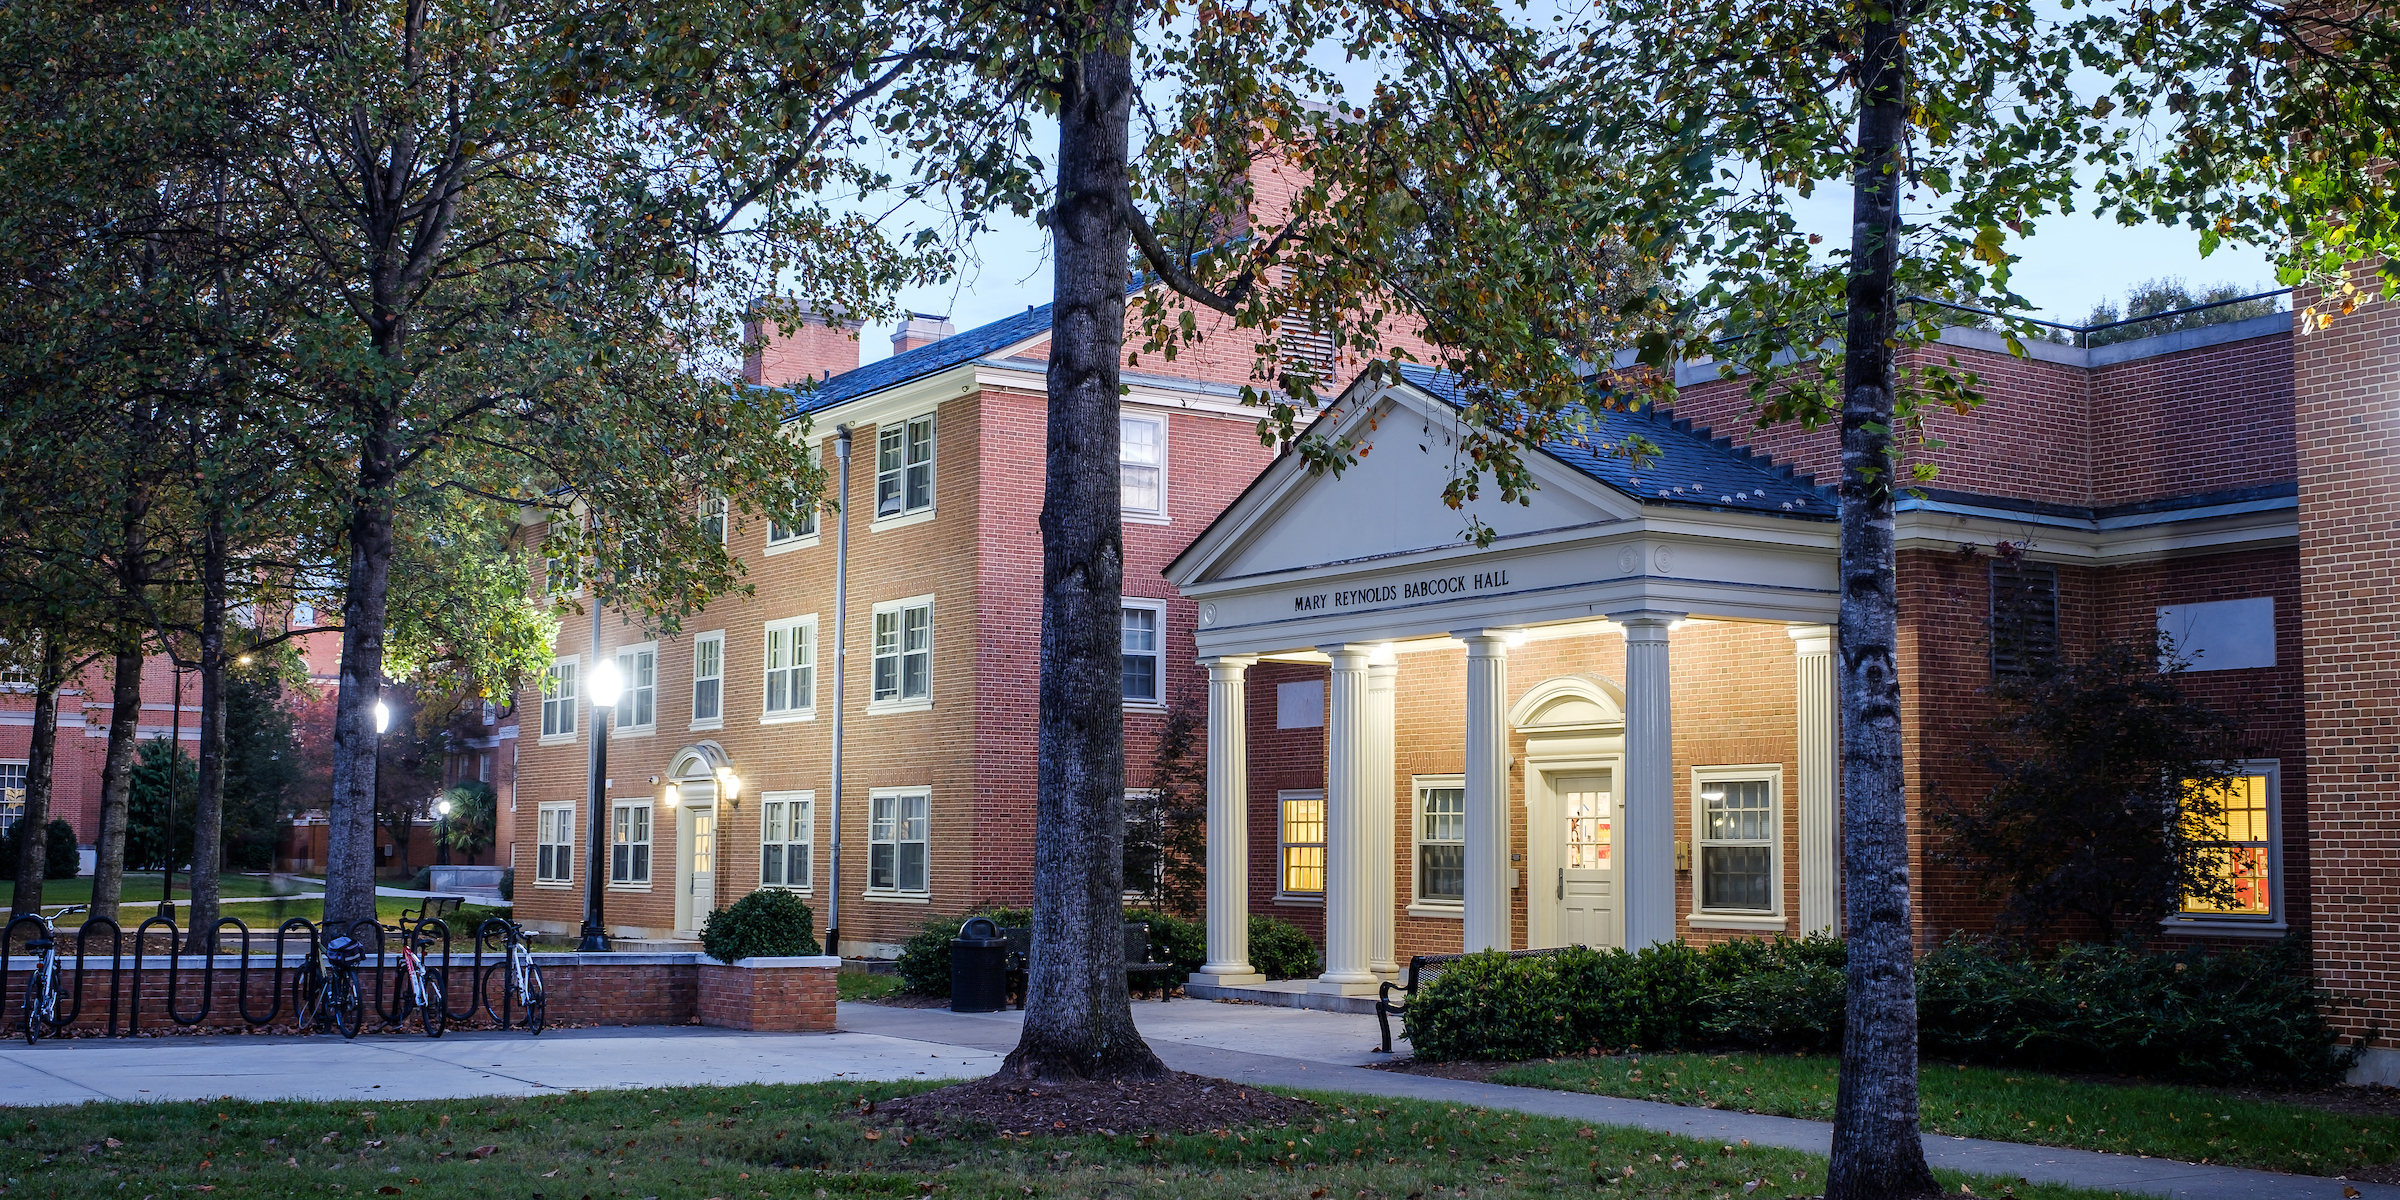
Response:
633,844,648,882
870,795,894,841
761,844,783,886
1282,796,1326,894
1421,787,1465,843
1121,652,1157,701
1703,780,1772,842
2182,774,2274,916
899,841,927,892
1702,846,1773,911
694,677,720,722
870,843,894,890
1121,608,1157,653
902,794,928,841
1284,845,1324,894
1419,843,1465,902
762,802,784,844
1121,463,1160,513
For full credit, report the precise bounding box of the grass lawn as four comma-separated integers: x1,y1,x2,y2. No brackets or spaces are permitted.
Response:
5,872,305,910
3,1080,2128,1200
836,971,906,1002
15,896,515,948
1491,1051,2400,1176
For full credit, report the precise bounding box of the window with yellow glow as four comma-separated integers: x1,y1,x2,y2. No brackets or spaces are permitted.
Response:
2182,772,2274,918
1280,793,1325,896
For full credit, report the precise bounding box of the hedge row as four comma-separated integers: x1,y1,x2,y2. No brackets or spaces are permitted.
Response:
896,909,1321,997
1405,935,2357,1085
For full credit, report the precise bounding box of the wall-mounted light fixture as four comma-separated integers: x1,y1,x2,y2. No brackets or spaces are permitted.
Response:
715,766,742,806
660,781,681,809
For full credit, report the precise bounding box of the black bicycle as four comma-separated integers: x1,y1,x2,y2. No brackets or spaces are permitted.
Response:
18,905,85,1044
294,931,366,1039
478,918,546,1034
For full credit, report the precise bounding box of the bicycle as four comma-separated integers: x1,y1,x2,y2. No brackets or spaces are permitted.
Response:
478,918,546,1034
294,929,366,1039
18,905,86,1044
385,920,447,1038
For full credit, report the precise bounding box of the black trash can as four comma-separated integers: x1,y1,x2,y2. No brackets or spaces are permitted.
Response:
950,916,1009,1013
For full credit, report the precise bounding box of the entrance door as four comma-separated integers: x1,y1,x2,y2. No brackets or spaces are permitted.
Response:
673,781,719,936
688,806,717,931
1554,771,1616,947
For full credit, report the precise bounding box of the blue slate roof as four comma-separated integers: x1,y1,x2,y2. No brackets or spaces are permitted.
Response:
1394,364,1835,520
772,302,1058,420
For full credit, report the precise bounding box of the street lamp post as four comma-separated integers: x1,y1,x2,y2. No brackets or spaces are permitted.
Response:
434,797,452,867
579,660,622,952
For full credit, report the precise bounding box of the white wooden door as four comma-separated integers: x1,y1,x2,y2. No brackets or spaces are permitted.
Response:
1554,771,1617,948
687,806,717,932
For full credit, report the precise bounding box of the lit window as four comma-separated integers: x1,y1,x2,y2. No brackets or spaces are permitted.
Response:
872,599,932,704
875,415,934,519
611,802,651,884
691,632,724,726
536,805,574,883
698,496,727,545
1279,791,1325,896
2180,767,2279,920
0,762,25,834
869,791,929,893
761,793,813,889
1121,606,1161,702
763,617,817,718
615,644,657,731
1415,784,1465,903
1120,414,1164,517
1696,774,1776,912
540,659,578,740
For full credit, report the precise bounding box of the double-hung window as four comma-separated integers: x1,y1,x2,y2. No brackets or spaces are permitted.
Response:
768,498,818,548
2176,761,2282,926
691,632,724,727
1120,414,1165,519
1415,781,1466,904
0,762,25,834
536,804,574,883
1279,791,1326,897
761,792,814,889
1121,605,1162,703
540,658,578,741
616,643,657,732
698,496,727,545
763,616,817,720
875,416,935,519
1694,769,1778,914
611,801,651,885
871,598,932,706
869,790,929,893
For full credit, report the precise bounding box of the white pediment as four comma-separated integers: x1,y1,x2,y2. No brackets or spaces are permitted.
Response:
1192,379,1638,585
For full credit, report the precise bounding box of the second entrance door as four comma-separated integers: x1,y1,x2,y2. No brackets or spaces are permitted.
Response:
1553,770,1616,947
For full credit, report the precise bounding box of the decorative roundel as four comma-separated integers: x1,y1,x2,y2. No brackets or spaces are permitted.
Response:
1200,603,1216,627
1653,545,1676,573
1616,548,1641,576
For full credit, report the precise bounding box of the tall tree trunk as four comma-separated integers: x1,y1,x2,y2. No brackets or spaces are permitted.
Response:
9,639,68,918
326,488,395,932
1000,0,1165,1084
185,508,230,953
1825,5,1939,1199
91,637,144,923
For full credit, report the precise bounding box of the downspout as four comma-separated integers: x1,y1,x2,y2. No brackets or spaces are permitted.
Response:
826,425,852,959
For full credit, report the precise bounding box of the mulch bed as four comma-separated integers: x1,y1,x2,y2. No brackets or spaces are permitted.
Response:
1366,1055,1514,1083
865,1071,1313,1138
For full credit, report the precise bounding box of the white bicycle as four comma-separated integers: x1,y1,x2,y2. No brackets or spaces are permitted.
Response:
478,918,546,1034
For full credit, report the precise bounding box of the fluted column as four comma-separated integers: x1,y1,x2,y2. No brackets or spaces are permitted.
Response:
1313,645,1379,994
1367,653,1400,977
1457,629,1513,951
1196,655,1264,984
1791,626,1841,934
1613,611,1682,949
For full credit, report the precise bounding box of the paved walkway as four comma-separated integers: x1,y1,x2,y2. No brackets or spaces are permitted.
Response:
0,997,2388,1200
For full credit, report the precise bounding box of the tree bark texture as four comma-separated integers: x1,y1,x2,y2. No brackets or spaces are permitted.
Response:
1001,0,1167,1084
325,490,395,932
185,509,230,953
91,639,143,924
9,640,67,918
1825,6,1940,1199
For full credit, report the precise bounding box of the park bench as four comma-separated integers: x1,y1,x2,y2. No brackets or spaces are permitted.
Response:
998,922,1179,1009
1375,946,1580,1054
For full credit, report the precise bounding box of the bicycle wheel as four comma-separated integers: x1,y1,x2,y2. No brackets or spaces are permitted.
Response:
328,969,363,1040
295,959,325,1031
418,967,446,1038
522,961,545,1035
478,961,507,1026
21,967,46,1045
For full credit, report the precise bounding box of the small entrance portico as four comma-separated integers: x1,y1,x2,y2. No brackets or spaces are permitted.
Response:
1166,364,1848,997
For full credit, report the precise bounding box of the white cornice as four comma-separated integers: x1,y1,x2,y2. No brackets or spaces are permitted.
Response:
1894,494,2297,562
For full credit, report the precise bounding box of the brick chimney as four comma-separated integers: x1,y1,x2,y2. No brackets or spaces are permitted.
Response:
742,309,863,388
891,312,955,356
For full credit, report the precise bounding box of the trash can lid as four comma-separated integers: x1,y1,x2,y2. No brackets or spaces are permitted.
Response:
960,916,999,939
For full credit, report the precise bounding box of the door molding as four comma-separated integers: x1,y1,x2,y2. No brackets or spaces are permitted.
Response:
672,782,718,937
1524,748,1621,949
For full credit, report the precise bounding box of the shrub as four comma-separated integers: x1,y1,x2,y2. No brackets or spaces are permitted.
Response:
405,866,434,892
897,907,1033,996
699,889,821,963
1248,915,1321,980
0,820,82,880
497,867,514,902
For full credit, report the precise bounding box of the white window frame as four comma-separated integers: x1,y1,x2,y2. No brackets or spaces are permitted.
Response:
1411,774,1467,912
868,595,934,713
698,495,728,546
0,761,27,835
761,615,819,723
868,412,931,525
535,803,575,886
1276,789,1326,903
866,788,931,898
760,791,815,892
539,657,578,744
689,630,725,731
2167,759,2286,935
610,800,653,888
1120,600,1167,710
764,497,821,554
614,642,658,735
1690,765,1784,927
1120,411,1168,524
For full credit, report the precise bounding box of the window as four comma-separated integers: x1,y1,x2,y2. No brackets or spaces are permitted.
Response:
761,792,814,889
536,804,574,883
1121,605,1162,703
0,762,25,835
869,790,929,893
1695,771,1778,913
2178,763,2281,924
543,554,579,596
1123,790,1166,901
763,616,817,719
691,632,724,727
698,496,727,545
1277,289,1337,386
871,598,932,706
611,802,651,885
540,658,578,741
477,753,493,784
875,415,935,519
1120,414,1164,518
1279,791,1326,897
1990,559,2059,678
768,504,817,547
615,643,657,732
1415,782,1466,904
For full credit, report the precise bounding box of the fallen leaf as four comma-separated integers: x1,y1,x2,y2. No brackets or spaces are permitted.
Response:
862,1131,882,1143
470,1146,499,1159
105,1138,123,1149
378,1188,402,1196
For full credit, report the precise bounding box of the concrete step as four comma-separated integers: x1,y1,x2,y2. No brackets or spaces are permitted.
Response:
1184,978,1381,1016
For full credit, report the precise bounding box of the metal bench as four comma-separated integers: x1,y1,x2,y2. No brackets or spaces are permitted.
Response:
996,922,1179,1008
1375,946,1581,1053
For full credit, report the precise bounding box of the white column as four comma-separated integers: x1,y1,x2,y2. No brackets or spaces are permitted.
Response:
1196,655,1264,984
1367,653,1400,978
1613,610,1682,949
1456,629,1513,952
1791,626,1841,934
1313,645,1379,994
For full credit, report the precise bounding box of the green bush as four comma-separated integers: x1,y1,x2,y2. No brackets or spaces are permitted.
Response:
897,907,1032,996
1248,914,1321,980
699,889,821,963
405,866,433,892
0,820,81,880
1127,909,1205,978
